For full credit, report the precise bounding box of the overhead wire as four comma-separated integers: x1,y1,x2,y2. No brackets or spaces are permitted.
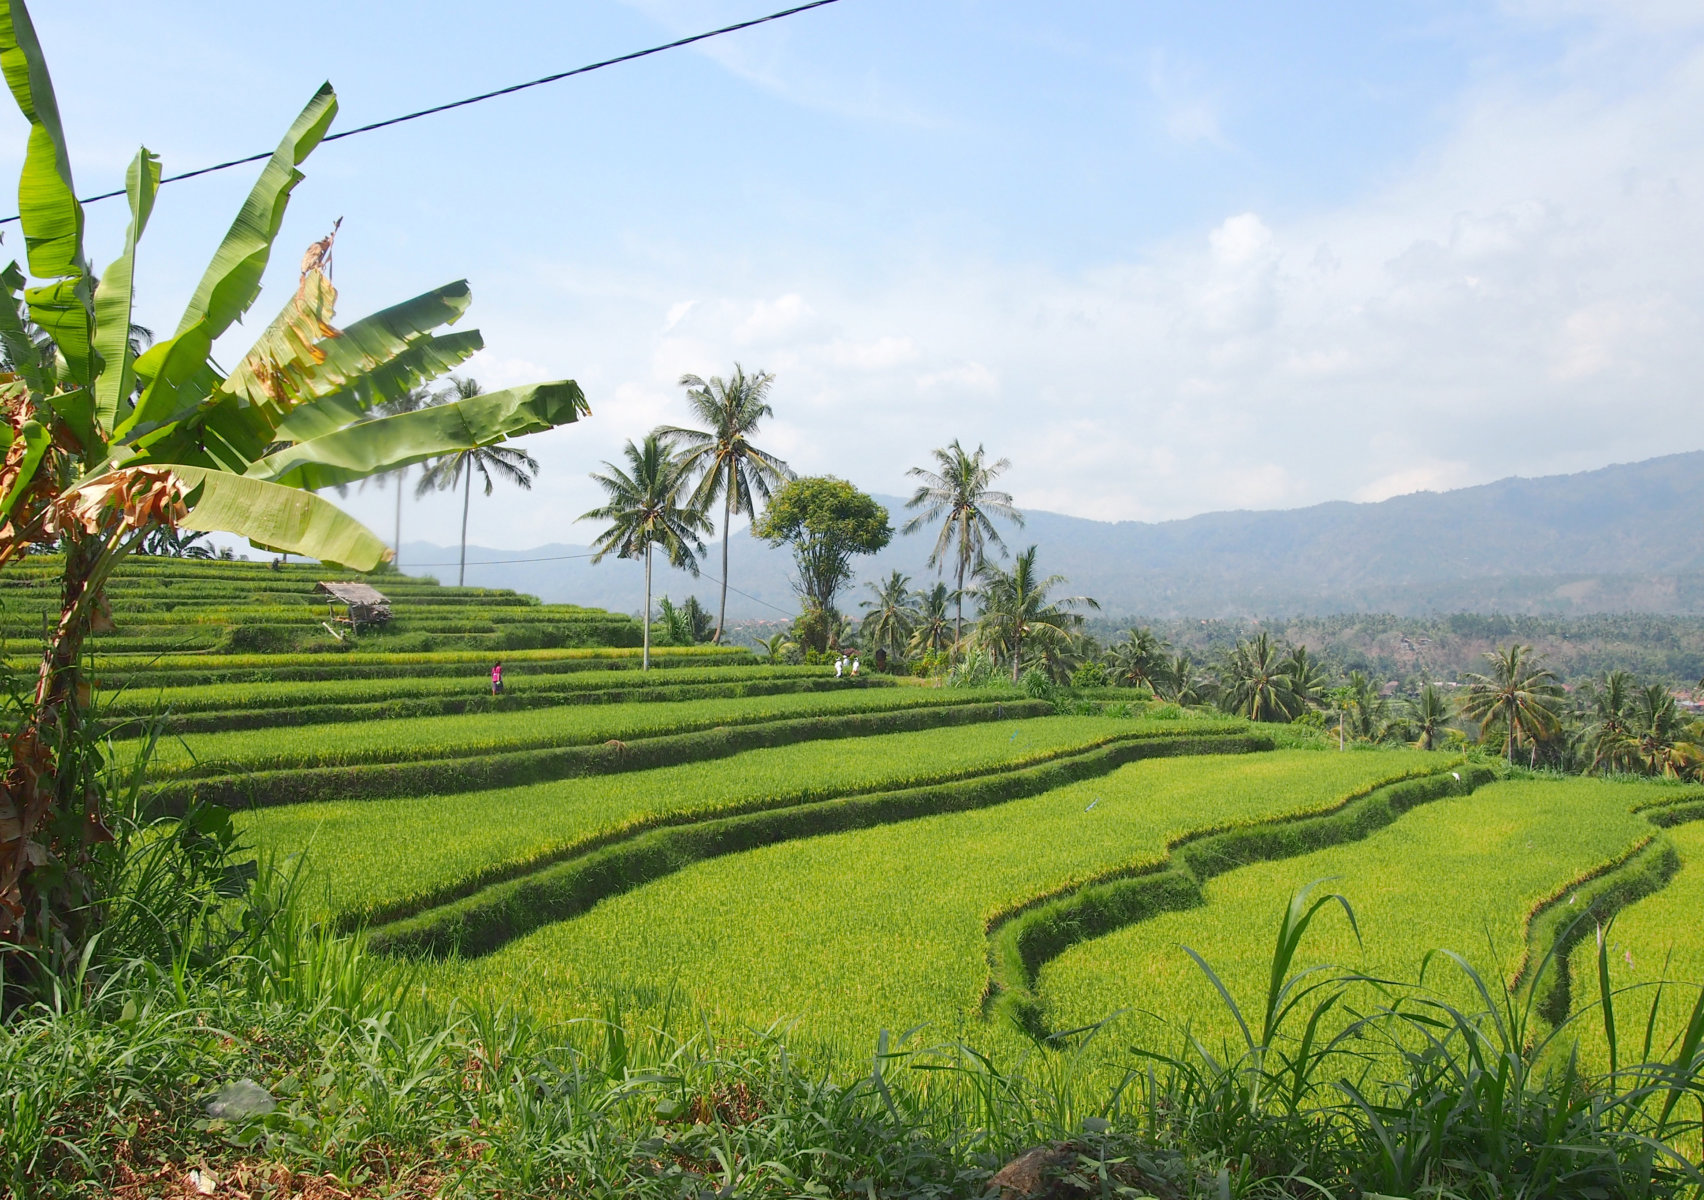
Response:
0,0,846,226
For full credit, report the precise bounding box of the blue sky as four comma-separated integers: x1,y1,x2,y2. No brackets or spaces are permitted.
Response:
4,0,1702,549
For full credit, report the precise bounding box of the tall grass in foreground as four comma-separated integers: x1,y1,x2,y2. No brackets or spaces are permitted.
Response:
6,839,1704,1197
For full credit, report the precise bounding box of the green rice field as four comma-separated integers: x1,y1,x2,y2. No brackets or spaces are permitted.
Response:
52,560,1704,1090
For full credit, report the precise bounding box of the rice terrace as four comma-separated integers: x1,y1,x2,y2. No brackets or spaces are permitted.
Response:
5,1,1704,1198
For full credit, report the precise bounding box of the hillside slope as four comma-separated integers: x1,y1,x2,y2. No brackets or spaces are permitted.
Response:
402,450,1704,618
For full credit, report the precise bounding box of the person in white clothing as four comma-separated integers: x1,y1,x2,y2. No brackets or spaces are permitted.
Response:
834,656,843,678
850,657,860,677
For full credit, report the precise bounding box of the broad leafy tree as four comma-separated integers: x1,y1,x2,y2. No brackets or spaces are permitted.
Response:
1219,633,1300,722
581,435,710,670
971,545,1099,683
414,378,539,586
902,440,1022,650
1461,644,1564,765
756,476,891,652
0,3,590,964
661,365,792,643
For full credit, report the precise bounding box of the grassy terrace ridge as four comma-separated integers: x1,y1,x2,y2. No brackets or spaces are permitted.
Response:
248,716,1227,927
983,762,1494,1033
120,673,891,736
367,725,1268,959
135,685,1018,779
420,749,1415,1055
1570,818,1704,1070
1041,775,1698,1058
0,555,649,657
38,645,753,689
101,663,838,715
148,698,1057,811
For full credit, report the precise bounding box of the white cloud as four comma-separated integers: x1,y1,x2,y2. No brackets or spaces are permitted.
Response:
916,362,997,394
335,6,1704,546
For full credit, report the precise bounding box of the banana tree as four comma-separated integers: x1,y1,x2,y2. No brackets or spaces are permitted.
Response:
0,0,591,964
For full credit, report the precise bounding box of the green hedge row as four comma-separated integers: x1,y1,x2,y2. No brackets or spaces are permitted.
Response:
366,728,1269,958
1523,834,1683,1026
109,675,887,736
153,698,1057,812
984,764,1498,1036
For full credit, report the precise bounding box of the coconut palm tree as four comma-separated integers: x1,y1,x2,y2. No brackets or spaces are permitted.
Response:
581,435,712,670
907,582,956,661
1618,684,1703,779
1407,683,1452,751
1219,632,1300,722
1579,669,1639,773
1160,652,1213,707
1106,627,1170,690
660,366,793,643
902,440,1023,651
1461,644,1564,765
413,377,540,586
970,545,1098,683
1342,670,1392,740
859,571,919,666
1284,645,1328,713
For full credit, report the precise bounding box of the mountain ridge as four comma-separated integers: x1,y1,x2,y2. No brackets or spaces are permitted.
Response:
396,450,1704,619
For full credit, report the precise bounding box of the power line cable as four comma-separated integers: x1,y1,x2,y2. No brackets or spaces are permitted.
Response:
0,0,845,226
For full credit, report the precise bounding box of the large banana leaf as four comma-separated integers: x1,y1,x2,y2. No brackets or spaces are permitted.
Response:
246,380,589,490
216,267,337,418
172,466,389,570
121,85,337,439
0,0,83,282
0,0,94,387
0,261,44,395
271,330,483,442
91,149,160,434
221,277,473,421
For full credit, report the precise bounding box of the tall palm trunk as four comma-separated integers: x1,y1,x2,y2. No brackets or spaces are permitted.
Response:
714,481,731,644
458,460,471,587
393,467,405,568
642,542,653,671
1012,622,1023,683
954,557,966,654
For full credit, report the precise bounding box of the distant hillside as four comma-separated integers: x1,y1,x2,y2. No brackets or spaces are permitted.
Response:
399,451,1704,619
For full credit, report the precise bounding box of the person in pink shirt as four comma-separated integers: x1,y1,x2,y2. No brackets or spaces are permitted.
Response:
491,661,504,695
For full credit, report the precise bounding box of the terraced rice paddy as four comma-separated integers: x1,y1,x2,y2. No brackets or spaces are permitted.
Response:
136,684,1016,778
1569,811,1704,1068
1042,776,1679,1053
429,750,1426,1053
38,559,1704,1094
254,715,1182,924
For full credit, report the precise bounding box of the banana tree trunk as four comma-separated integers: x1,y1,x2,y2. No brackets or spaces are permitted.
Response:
458,462,470,587
0,527,129,961
714,484,731,644
642,542,653,671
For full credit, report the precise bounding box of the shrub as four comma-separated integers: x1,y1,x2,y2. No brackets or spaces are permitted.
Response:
1070,661,1109,689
